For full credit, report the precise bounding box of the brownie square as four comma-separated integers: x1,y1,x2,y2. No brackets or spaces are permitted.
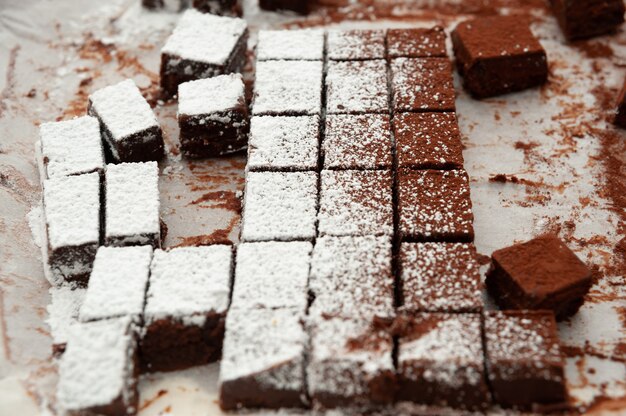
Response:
193,0,241,16
400,243,483,313
326,59,389,114
387,26,447,58
484,310,567,409
451,16,548,99
256,29,324,61
318,170,394,237
394,112,464,170
327,29,386,61
88,79,164,163
486,234,592,320
395,313,490,410
550,0,625,40
391,58,456,112
141,246,232,373
614,80,626,128
177,74,249,158
398,169,474,242
259,0,309,14
47,286,86,357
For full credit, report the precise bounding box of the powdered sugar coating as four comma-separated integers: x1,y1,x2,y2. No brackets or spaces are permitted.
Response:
391,58,456,112
326,60,388,114
256,29,324,61
327,29,386,61
47,286,86,348
178,73,245,116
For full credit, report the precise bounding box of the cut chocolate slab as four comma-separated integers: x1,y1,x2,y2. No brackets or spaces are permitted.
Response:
193,0,241,16
57,317,139,416
141,246,232,372
391,58,456,112
318,170,393,237
400,243,483,313
105,162,160,248
394,112,464,170
47,286,86,356
256,29,324,61
326,59,388,114
451,16,548,99
241,171,318,242
550,0,624,40
43,172,101,286
79,246,153,323
259,0,309,14
387,26,447,58
88,79,164,163
252,60,323,116
486,235,592,320
219,307,307,410
177,74,249,158
484,310,566,409
160,9,248,97
247,115,319,171
398,169,474,242
327,29,386,61
395,313,490,410
323,114,392,170
39,116,104,179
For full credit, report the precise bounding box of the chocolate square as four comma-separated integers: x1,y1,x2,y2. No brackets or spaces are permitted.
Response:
256,29,324,61
550,0,625,40
327,29,386,61
387,26,447,58
391,58,456,112
326,59,389,114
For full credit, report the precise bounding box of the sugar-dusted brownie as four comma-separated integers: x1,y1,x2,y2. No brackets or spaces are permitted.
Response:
88,79,164,163
57,316,139,416
193,0,241,16
614,80,626,128
307,315,395,408
484,310,567,409
252,60,323,116
395,313,490,410
486,234,592,320
79,246,153,323
400,243,483,313
309,236,394,320
452,16,548,99
256,29,324,61
323,114,392,170
47,286,86,356
260,0,309,14
394,112,464,170
391,58,456,112
247,115,319,172
240,171,318,242
387,26,447,58
219,307,308,410
177,74,249,158
318,170,393,237
105,162,160,248
160,9,248,98
141,245,232,372
550,0,624,40
39,116,104,179
327,29,386,61
142,0,189,12
398,169,474,242
326,60,388,114
43,173,101,286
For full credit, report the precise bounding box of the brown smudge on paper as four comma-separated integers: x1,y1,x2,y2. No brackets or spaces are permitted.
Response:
174,215,240,247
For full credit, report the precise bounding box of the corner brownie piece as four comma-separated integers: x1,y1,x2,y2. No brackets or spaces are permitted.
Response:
391,58,456,112
259,0,309,14
177,74,249,158
88,79,164,163
550,0,624,40
484,310,567,409
486,234,592,320
160,9,248,97
256,29,324,61
451,16,548,99
326,60,388,114
141,245,232,372
387,26,447,58
327,29,386,61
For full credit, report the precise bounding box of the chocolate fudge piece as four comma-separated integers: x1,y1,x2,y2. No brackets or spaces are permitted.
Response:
142,0,189,12
141,246,232,372
398,169,474,242
259,0,309,14
614,80,626,128
400,243,483,313
160,9,248,98
256,29,324,61
326,60,388,114
327,29,386,61
550,0,625,40
394,112,464,170
391,58,456,112
395,313,490,410
57,317,139,416
47,286,86,356
193,0,241,16
240,171,318,242
247,115,319,172
88,79,164,163
177,74,249,158
486,235,592,320
219,307,308,410
387,26,447,58
252,60,323,116
105,162,161,248
484,310,567,409
323,114,392,170
79,246,153,323
318,170,394,237
451,16,548,99
43,173,101,286
39,116,104,179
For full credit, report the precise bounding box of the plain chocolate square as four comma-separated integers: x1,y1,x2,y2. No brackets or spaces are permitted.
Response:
550,0,624,40
387,26,447,58
391,58,456,112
